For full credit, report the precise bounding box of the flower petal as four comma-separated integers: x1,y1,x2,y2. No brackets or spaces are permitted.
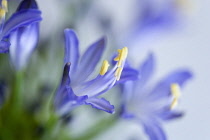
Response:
117,67,139,83
9,23,39,70
137,53,155,88
150,70,192,98
55,85,87,115
54,63,88,115
142,120,166,140
160,110,184,121
85,97,114,114
0,9,42,40
64,29,79,74
73,37,106,83
17,0,38,10
0,40,10,53
74,74,116,97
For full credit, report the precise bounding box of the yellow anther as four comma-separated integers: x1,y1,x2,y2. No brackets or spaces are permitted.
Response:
170,83,181,109
115,67,123,81
171,83,181,98
114,49,122,61
100,60,110,76
0,8,5,19
114,47,128,67
2,0,7,12
122,47,128,60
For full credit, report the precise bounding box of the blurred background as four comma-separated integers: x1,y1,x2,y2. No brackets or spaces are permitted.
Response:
4,0,210,139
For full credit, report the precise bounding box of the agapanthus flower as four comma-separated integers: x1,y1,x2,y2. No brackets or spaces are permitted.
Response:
8,0,41,70
132,0,180,33
54,29,129,115
0,0,42,55
121,54,192,140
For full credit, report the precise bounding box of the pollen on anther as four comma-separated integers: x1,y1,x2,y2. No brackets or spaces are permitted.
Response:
114,47,128,67
114,49,122,61
171,84,181,98
100,60,110,76
0,8,5,19
2,0,8,12
170,83,181,109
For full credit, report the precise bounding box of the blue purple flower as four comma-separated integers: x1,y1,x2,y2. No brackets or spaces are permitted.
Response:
9,0,41,70
0,0,42,56
54,29,129,115
131,0,181,36
121,54,192,140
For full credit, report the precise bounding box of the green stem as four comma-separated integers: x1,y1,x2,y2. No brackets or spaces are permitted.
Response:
10,71,24,112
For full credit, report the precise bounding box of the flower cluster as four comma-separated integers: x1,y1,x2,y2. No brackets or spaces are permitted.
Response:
0,0,192,140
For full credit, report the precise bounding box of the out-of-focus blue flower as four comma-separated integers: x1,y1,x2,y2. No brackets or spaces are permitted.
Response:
121,54,192,140
133,0,180,33
0,0,41,55
54,29,129,115
8,0,41,70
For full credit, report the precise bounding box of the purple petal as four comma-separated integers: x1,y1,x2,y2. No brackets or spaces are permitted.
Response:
132,0,178,36
55,63,88,115
121,81,135,108
17,0,38,10
157,106,184,121
0,9,42,40
120,104,135,119
60,63,71,87
55,85,88,115
117,67,139,83
64,29,80,74
85,97,114,114
74,69,117,97
54,63,72,108
0,41,10,53
142,120,167,140
150,70,192,98
160,110,184,121
136,53,155,89
9,23,39,70
74,37,106,83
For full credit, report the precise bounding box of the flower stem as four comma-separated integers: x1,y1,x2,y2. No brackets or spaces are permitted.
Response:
10,71,24,112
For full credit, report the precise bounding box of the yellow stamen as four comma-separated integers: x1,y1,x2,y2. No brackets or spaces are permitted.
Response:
170,83,181,109
114,47,128,67
100,60,110,76
2,0,7,12
171,84,181,98
0,8,5,19
170,98,178,110
114,49,122,61
115,67,123,81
